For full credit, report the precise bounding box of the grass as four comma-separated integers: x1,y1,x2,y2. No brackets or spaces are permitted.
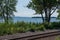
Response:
56,36,60,40
0,21,60,36
0,22,45,36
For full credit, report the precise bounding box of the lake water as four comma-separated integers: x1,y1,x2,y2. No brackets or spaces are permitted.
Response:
13,17,60,23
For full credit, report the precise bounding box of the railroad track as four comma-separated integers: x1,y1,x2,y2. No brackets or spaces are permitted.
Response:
0,30,60,40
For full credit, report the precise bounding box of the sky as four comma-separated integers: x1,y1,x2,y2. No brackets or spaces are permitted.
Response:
14,0,58,17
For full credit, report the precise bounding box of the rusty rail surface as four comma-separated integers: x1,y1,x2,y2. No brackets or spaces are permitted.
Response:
0,30,60,40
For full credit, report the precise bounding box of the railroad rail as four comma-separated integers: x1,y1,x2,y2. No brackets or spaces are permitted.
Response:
0,30,60,40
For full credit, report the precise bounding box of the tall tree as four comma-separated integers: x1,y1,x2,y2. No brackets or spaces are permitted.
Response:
0,0,17,23
27,0,60,23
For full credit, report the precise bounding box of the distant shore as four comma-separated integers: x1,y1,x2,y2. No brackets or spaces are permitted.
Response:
32,17,56,18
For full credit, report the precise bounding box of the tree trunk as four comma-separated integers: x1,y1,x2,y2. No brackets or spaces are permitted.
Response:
48,9,51,23
2,8,6,23
6,7,9,23
44,8,48,23
41,14,44,23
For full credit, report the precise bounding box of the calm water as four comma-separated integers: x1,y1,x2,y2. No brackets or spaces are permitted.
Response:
13,17,60,23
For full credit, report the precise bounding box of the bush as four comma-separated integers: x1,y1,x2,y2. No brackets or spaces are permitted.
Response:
0,22,60,36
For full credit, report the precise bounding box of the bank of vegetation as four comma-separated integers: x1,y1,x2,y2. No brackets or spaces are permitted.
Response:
0,22,60,36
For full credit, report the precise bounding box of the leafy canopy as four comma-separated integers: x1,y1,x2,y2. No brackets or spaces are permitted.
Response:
27,0,59,14
0,0,17,23
27,0,60,23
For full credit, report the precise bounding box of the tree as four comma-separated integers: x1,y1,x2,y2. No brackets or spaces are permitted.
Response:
27,0,60,24
0,0,17,23
57,9,60,19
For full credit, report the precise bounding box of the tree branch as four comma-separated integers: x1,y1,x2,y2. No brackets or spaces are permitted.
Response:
50,6,57,15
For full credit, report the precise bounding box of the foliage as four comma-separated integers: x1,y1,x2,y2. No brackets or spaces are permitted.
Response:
56,36,60,40
57,10,60,19
0,0,17,23
0,21,60,36
0,22,45,36
44,22,60,29
27,0,60,23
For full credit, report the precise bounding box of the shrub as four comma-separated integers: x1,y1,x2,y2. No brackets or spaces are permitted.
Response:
0,22,60,36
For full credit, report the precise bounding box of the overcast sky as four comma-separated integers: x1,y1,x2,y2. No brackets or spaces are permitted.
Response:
14,0,58,17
